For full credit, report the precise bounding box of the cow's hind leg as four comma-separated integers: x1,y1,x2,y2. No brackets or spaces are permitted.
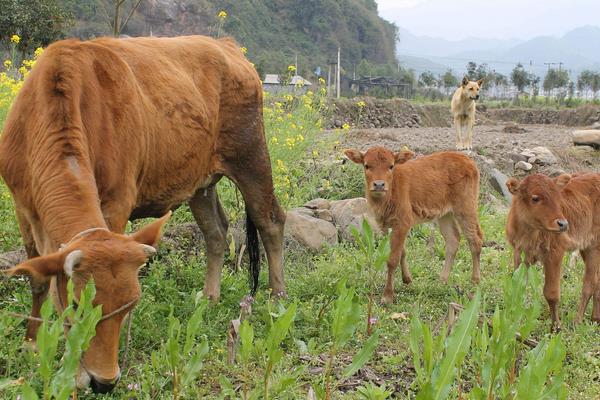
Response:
189,184,229,301
15,209,45,343
438,214,461,283
576,247,599,324
229,167,286,298
455,211,483,283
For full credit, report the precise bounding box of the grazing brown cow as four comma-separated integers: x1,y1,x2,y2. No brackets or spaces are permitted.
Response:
345,147,483,304
0,35,285,393
506,173,600,330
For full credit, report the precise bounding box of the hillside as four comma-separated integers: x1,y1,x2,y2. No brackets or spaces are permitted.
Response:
66,0,398,80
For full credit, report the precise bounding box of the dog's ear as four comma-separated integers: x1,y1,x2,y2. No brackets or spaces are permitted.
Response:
462,76,469,86
476,78,484,87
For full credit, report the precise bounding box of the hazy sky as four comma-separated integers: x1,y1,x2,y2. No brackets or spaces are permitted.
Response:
376,0,600,40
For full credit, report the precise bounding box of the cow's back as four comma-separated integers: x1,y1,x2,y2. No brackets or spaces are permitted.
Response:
0,35,261,221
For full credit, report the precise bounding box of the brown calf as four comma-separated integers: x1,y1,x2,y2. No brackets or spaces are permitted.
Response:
506,173,600,329
0,35,285,393
345,147,483,304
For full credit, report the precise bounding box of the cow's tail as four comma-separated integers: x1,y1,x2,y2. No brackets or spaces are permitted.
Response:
246,208,260,296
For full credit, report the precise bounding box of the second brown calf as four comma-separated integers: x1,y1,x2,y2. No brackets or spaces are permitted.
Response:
345,147,483,304
506,173,600,330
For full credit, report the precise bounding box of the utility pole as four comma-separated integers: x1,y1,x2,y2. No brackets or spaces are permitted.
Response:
529,60,533,97
327,64,332,97
294,53,298,76
336,46,341,99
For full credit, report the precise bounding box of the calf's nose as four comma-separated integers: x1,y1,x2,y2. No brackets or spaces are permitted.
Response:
372,180,386,191
556,219,569,232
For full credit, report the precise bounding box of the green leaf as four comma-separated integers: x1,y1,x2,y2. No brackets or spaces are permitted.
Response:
342,330,379,379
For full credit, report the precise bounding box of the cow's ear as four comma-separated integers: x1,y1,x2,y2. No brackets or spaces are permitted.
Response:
506,178,521,194
344,149,364,164
130,211,172,248
395,150,414,164
554,174,572,189
462,76,469,86
476,78,484,87
6,252,65,283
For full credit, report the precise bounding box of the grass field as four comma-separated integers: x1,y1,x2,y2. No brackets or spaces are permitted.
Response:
1,76,599,399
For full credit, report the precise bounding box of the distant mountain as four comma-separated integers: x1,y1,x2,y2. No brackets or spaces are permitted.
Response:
396,26,600,77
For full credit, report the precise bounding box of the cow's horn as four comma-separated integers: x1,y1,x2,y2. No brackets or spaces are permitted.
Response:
140,244,157,258
64,250,83,277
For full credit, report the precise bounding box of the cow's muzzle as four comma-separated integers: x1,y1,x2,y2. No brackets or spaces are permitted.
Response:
371,180,387,193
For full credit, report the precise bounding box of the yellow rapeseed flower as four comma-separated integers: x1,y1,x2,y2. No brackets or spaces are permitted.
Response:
3,60,12,69
34,47,44,58
342,123,351,130
318,77,326,85
18,66,27,75
218,10,227,19
356,101,366,108
240,47,247,54
10,34,20,44
287,65,296,72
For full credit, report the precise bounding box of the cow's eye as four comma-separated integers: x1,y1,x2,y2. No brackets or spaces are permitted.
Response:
389,165,394,170
531,195,540,203
364,165,370,170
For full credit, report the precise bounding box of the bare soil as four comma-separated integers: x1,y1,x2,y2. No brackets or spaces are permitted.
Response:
340,124,600,175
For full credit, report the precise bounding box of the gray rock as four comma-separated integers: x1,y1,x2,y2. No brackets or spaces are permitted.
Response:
530,146,558,165
285,210,338,251
489,168,513,202
330,198,380,241
527,156,537,164
591,122,600,129
573,129,600,150
520,150,536,159
314,209,334,222
304,198,331,210
508,152,528,163
515,161,533,171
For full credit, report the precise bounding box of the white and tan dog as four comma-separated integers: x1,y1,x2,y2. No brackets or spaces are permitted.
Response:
451,76,483,150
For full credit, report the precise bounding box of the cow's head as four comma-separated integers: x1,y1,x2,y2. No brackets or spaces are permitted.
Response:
461,76,484,100
7,212,171,393
506,174,569,233
345,146,414,200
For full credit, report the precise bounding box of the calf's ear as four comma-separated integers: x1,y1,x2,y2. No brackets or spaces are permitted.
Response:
344,149,364,164
131,211,172,248
554,174,571,189
506,178,521,194
394,150,414,164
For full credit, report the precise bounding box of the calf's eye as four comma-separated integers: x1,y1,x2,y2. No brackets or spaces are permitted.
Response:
389,165,394,170
531,195,540,203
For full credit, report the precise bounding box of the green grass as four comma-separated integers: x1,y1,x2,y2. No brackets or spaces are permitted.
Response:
1,92,599,398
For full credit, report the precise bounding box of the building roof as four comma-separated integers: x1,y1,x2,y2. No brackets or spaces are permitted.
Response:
290,75,312,86
263,74,280,84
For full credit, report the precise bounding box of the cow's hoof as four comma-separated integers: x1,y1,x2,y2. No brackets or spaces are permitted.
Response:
381,294,394,305
439,274,449,284
471,275,480,284
402,275,413,284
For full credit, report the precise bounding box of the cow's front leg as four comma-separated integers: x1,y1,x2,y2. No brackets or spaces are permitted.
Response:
543,254,563,332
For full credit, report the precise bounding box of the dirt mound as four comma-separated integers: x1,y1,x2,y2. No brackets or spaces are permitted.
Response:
329,97,600,129
484,105,600,126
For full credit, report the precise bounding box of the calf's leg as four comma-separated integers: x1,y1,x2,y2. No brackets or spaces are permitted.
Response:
438,214,461,283
577,248,599,324
189,184,229,301
382,227,410,304
455,212,483,283
543,254,564,331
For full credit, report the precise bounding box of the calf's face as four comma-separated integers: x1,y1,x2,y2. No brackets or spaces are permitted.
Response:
7,212,171,393
506,174,569,233
345,147,414,199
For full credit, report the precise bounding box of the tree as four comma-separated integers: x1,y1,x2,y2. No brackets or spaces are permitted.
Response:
111,0,144,36
0,0,73,52
441,70,458,94
418,71,438,87
465,61,488,81
511,63,530,95
577,70,600,99
543,68,569,96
